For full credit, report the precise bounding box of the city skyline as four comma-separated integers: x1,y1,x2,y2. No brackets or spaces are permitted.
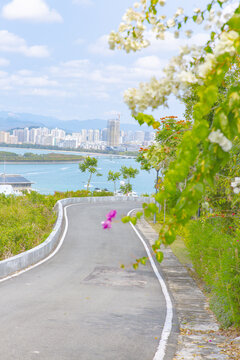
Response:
0,123,155,151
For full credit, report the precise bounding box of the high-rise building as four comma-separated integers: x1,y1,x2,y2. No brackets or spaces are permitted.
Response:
101,128,108,142
23,128,30,143
81,129,87,142
13,129,24,143
107,118,120,147
88,129,94,142
93,129,100,143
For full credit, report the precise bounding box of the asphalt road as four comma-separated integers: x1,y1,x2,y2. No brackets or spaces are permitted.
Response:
0,201,178,360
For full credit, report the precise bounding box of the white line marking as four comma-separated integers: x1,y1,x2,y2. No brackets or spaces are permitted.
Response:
0,204,73,284
128,209,173,360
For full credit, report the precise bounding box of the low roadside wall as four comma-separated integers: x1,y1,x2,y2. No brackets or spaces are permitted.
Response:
0,196,151,279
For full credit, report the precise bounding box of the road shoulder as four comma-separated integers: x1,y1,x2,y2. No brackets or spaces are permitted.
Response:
135,215,231,360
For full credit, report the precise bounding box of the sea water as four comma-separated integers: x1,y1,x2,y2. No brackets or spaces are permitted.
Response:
0,147,156,195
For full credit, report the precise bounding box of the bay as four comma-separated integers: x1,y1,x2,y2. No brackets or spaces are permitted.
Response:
0,147,156,195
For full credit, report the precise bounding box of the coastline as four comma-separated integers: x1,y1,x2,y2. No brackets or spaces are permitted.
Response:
0,145,136,159
2,160,83,164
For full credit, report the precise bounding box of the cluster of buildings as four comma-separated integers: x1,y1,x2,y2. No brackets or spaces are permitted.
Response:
0,118,155,151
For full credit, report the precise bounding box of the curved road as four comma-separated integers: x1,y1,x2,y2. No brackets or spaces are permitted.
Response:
0,201,178,360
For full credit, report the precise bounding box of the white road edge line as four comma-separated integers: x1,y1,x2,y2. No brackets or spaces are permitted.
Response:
0,204,73,284
128,209,173,360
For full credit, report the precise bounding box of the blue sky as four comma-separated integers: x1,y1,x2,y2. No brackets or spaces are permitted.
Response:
0,0,235,123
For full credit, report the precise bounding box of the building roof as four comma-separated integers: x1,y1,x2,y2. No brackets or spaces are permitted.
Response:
0,174,33,185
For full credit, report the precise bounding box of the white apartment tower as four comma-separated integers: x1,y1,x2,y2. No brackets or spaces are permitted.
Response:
107,116,120,147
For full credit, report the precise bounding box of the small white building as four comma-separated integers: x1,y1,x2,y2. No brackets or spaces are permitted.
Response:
0,184,15,196
0,174,33,194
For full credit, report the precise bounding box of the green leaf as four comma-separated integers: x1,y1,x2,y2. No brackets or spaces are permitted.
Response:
136,211,143,219
134,113,155,127
148,203,158,213
210,31,216,41
133,263,139,270
227,14,240,31
165,229,176,245
193,15,197,22
130,217,137,225
140,257,147,265
207,4,212,11
156,251,164,263
122,216,130,223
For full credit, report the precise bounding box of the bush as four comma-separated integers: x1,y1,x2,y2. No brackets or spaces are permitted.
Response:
185,219,240,327
0,189,114,260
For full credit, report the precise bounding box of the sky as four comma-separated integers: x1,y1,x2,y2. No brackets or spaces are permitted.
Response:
0,0,236,124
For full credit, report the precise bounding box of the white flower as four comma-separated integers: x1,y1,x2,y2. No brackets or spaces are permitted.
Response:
174,31,179,39
214,30,239,57
208,129,232,152
167,19,176,28
196,15,203,24
133,2,140,8
233,187,240,194
198,54,215,78
194,8,201,13
175,7,184,17
185,30,193,38
177,71,197,84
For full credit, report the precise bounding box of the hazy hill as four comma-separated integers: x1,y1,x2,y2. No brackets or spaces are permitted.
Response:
0,111,150,133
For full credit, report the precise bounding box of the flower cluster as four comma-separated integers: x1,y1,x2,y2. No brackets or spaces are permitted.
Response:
208,129,232,152
231,177,240,194
108,0,233,53
198,30,239,78
102,210,117,229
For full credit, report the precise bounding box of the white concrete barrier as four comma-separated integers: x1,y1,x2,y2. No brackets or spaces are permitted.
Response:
0,196,152,279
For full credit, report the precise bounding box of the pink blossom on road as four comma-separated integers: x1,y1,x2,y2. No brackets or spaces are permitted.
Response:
106,210,117,221
101,220,112,229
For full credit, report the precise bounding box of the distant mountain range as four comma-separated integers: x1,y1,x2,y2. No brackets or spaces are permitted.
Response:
0,111,150,133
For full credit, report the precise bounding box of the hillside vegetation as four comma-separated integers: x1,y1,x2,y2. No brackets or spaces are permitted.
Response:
0,189,112,260
0,151,84,162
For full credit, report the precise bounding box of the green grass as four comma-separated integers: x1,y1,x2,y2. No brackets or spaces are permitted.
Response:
150,222,191,265
0,189,113,260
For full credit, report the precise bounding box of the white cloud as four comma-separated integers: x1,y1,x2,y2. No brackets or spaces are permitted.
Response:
2,0,62,22
0,58,10,67
0,30,50,57
20,89,73,97
134,56,164,70
73,0,94,6
88,35,114,56
145,31,209,54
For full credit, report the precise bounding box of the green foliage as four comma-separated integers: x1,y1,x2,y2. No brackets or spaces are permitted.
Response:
0,151,84,162
0,189,113,260
185,219,240,327
79,156,101,191
120,165,139,181
120,165,139,194
120,183,132,195
107,170,121,192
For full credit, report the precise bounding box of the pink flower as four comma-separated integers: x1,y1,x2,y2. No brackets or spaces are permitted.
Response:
106,210,117,221
102,220,112,229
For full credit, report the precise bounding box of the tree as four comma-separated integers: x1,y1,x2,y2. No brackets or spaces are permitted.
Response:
79,157,101,192
120,166,139,194
110,1,240,261
107,170,121,193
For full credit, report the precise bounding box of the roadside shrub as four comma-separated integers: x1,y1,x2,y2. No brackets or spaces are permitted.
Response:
0,190,114,260
185,219,240,327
